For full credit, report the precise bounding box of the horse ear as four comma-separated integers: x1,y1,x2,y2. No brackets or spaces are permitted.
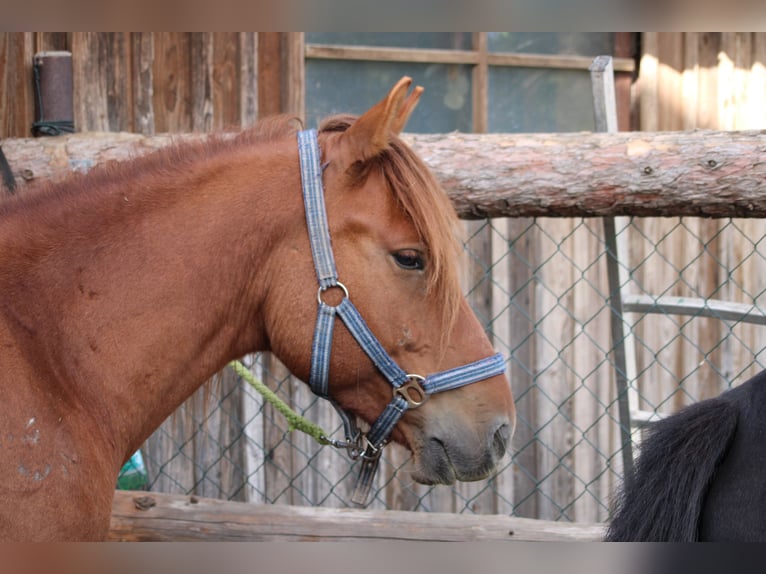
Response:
390,85,423,135
341,76,422,162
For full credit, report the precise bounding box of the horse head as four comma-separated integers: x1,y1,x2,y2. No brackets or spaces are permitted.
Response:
266,77,515,488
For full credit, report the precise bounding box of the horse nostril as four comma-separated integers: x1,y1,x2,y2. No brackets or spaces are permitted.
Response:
492,423,511,456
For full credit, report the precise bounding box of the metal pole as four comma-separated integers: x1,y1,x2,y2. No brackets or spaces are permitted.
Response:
589,55,635,481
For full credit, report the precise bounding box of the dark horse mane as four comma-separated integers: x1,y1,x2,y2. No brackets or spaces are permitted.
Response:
605,393,738,541
606,370,766,541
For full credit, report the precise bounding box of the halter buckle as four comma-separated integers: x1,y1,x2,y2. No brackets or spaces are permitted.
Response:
395,374,429,408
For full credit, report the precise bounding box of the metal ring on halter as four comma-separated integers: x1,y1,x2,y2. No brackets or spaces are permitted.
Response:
317,281,349,306
395,374,429,408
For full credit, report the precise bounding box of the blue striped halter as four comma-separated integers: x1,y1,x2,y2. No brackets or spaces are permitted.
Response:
297,129,506,505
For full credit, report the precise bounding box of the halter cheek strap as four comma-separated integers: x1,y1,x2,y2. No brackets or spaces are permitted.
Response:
298,129,506,505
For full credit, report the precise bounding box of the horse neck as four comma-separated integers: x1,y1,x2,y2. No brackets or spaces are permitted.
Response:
1,137,303,462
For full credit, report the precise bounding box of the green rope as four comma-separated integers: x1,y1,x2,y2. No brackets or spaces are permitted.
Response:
229,359,331,446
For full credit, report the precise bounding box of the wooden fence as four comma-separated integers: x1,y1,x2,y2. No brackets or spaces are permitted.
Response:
108,490,605,541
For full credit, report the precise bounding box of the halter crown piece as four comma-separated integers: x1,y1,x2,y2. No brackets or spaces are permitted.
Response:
297,129,506,505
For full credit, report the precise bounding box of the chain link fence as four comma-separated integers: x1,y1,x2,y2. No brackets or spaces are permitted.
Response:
132,215,766,523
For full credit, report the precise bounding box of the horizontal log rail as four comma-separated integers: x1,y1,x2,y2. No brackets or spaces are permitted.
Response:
2,129,765,218
109,490,605,542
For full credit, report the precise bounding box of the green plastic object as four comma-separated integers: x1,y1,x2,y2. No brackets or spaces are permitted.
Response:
117,450,148,490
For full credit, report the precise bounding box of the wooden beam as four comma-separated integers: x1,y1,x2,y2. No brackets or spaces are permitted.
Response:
306,44,479,65
305,43,635,73
3,129,766,219
108,490,605,541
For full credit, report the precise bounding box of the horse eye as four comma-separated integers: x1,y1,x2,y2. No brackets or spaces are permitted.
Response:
393,250,425,271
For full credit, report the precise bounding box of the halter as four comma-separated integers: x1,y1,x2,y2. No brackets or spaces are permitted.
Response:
297,129,506,505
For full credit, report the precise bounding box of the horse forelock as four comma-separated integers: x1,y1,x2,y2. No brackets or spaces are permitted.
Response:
319,115,463,337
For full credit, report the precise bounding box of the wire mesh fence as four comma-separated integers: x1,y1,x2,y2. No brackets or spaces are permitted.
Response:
132,215,766,523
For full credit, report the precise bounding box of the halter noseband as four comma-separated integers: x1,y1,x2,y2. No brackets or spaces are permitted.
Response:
297,129,506,505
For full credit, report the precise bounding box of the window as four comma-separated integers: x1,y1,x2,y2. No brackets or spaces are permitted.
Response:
303,33,633,134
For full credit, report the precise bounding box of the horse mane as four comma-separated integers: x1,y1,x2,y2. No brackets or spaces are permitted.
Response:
605,394,739,541
319,114,463,336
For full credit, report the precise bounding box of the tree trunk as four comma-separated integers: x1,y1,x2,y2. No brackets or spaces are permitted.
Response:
2,130,765,218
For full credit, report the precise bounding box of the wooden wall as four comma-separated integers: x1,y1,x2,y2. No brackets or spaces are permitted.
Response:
632,32,766,416
1,32,259,138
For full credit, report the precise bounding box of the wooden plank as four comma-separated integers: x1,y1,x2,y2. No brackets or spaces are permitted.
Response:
533,218,577,520
190,32,213,133
131,32,155,135
751,34,766,128
34,32,69,52
487,52,635,73
205,370,249,500
306,44,479,65
657,33,683,132
262,354,296,504
697,33,721,129
71,33,109,131
152,32,192,133
108,490,605,541
571,218,614,522
458,216,494,513
471,32,488,134
489,215,514,515
105,33,131,131
305,43,635,73
282,33,304,118
681,33,700,131
639,32,659,132
0,33,35,138
211,32,240,130
257,33,282,118
239,357,266,502
505,217,538,519
238,32,258,127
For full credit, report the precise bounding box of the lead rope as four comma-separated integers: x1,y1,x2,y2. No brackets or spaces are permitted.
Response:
229,360,338,446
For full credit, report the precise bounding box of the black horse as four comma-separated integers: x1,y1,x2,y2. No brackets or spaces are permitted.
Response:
606,369,766,541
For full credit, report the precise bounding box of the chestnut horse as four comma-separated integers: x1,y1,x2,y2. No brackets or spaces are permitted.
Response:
0,78,514,540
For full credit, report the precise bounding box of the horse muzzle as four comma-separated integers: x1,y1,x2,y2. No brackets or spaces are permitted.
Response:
411,417,513,485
